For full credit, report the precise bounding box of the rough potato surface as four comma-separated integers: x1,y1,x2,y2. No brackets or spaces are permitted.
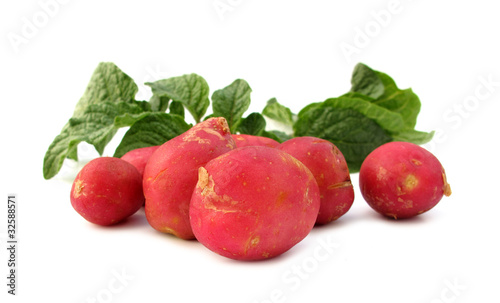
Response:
143,117,235,240
70,157,144,226
359,142,452,219
232,134,280,148
190,146,320,261
278,137,354,224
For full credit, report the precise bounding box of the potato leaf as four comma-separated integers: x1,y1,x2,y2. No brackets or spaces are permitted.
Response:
350,63,385,99
295,63,434,171
43,63,144,179
262,98,294,126
294,103,392,172
237,112,288,143
236,112,266,136
149,94,170,112
146,74,210,123
113,113,191,158
43,101,149,179
350,63,421,130
72,62,139,117
168,100,185,118
212,79,252,131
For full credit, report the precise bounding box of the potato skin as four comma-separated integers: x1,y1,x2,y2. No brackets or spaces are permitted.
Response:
121,145,160,177
359,142,452,219
278,137,354,224
143,117,235,240
190,146,320,261
70,157,144,226
232,134,280,148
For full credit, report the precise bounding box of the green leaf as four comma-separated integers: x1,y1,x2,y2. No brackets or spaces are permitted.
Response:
73,62,138,116
350,63,421,130
43,101,149,179
294,105,392,172
350,63,385,99
146,74,210,123
43,130,81,180
262,98,294,126
392,129,434,145
212,79,252,131
113,101,153,127
43,63,142,179
261,130,289,143
372,76,421,129
322,96,406,134
236,112,266,136
168,101,185,118
113,113,191,158
149,94,170,112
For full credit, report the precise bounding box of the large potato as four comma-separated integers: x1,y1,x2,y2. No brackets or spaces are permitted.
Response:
190,146,320,260
278,137,354,224
143,117,235,240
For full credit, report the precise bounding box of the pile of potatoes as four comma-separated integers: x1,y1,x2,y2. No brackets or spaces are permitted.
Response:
70,117,450,261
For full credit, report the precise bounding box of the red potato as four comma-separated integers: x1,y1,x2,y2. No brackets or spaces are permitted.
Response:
143,117,236,240
278,137,354,224
232,134,280,148
190,146,320,261
359,141,452,219
121,145,160,177
70,157,144,226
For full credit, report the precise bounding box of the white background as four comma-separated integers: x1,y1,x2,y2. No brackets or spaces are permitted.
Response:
1,0,499,302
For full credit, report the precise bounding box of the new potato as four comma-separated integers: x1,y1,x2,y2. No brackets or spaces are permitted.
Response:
359,142,452,219
70,157,144,226
143,117,236,240
278,137,354,224
190,146,321,261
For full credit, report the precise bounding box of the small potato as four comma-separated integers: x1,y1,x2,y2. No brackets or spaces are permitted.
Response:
143,117,235,240
121,145,160,177
278,137,354,224
359,141,452,219
190,146,320,261
232,134,280,148
70,157,144,226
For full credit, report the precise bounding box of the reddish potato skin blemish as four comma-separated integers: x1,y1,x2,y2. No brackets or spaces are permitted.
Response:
359,142,451,219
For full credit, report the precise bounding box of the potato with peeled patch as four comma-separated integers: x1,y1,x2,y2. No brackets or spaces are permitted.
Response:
278,136,354,224
143,117,235,240
70,157,144,226
190,146,320,261
359,141,452,219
